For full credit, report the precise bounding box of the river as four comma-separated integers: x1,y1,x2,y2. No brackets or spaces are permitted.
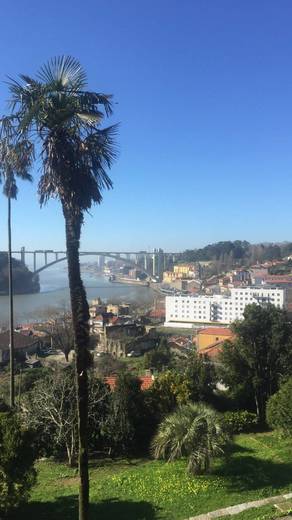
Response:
0,267,155,325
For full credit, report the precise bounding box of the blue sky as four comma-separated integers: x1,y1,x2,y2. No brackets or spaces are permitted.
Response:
0,0,292,252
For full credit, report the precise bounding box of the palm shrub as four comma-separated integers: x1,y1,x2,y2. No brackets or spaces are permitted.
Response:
151,402,228,474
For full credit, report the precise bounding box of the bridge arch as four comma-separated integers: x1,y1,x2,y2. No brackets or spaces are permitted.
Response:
33,252,153,278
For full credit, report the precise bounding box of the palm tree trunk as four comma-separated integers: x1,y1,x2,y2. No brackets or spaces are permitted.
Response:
8,195,15,408
62,205,90,520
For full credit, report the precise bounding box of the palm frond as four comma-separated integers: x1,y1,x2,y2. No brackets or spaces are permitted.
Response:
37,56,87,91
5,56,118,212
76,111,104,125
0,135,34,199
79,92,113,116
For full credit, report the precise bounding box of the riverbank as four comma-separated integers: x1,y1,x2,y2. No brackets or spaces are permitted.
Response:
0,268,155,325
111,276,149,287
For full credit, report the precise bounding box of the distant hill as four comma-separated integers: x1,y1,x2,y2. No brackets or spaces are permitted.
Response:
0,253,40,295
179,240,292,266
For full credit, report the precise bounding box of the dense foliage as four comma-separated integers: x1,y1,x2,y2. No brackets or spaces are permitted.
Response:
0,412,36,515
219,304,292,422
0,252,39,295
179,240,292,267
221,410,258,434
151,403,228,474
185,353,216,403
266,377,292,436
144,337,172,371
103,372,150,456
181,241,250,263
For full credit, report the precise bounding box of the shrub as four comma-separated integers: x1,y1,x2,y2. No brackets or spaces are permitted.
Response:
0,412,36,515
151,402,229,474
221,410,258,434
267,377,292,435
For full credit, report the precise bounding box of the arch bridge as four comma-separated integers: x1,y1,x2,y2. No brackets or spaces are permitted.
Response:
1,247,178,280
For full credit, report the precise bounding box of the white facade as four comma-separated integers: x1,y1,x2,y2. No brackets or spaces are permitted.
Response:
165,286,286,328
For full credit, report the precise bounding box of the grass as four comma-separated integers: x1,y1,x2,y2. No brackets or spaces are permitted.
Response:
155,326,196,336
10,432,292,520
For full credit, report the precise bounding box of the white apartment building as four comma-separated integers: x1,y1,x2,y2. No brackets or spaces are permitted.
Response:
165,286,286,328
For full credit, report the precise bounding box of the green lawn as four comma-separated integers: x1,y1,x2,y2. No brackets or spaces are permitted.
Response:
154,326,196,336
10,432,292,520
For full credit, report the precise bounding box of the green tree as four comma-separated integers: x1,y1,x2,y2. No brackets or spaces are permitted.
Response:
6,56,118,519
144,337,172,371
0,132,33,407
266,377,292,436
104,373,149,455
151,402,228,474
146,370,190,419
185,352,216,403
219,304,292,423
0,411,36,515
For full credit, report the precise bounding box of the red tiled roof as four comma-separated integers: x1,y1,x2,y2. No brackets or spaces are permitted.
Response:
109,316,120,324
198,340,225,358
197,327,233,337
140,376,154,390
0,331,40,351
149,310,165,318
94,314,104,321
104,376,116,390
104,374,154,391
266,276,292,283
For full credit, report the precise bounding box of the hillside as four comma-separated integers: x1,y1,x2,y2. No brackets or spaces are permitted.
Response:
0,253,40,295
180,240,292,265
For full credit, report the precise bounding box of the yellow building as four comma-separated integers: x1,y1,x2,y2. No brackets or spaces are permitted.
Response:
173,263,197,278
163,271,177,283
107,303,119,315
163,263,199,283
197,327,233,350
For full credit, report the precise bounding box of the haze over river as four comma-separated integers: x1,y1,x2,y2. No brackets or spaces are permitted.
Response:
0,266,155,325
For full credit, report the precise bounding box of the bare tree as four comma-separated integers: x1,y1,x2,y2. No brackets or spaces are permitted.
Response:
44,310,75,361
22,367,110,467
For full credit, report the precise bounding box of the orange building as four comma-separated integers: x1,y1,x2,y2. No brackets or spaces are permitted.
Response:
197,327,233,350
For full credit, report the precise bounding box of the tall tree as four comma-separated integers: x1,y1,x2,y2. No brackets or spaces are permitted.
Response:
185,352,216,403
0,132,33,407
219,304,292,423
5,56,117,519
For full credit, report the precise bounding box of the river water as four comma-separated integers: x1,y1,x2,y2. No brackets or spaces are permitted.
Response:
0,267,155,325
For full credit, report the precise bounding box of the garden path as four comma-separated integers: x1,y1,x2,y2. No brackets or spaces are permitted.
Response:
187,491,292,519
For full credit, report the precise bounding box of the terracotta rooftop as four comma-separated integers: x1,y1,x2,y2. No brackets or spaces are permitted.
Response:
198,340,225,358
266,276,292,283
197,327,233,336
0,331,40,350
105,374,154,391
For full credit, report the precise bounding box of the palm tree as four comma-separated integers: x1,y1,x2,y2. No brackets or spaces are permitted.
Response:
5,56,118,519
0,134,33,407
151,402,228,474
